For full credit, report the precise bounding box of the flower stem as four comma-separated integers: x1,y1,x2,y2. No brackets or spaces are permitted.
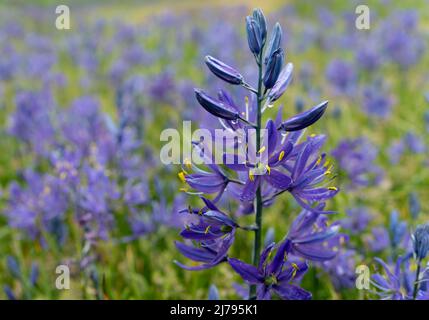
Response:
413,259,422,300
250,51,264,299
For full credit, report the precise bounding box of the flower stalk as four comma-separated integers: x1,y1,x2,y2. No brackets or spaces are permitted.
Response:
412,258,421,299
250,49,264,299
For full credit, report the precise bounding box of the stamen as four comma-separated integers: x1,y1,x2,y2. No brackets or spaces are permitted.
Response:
249,170,254,181
278,151,285,161
178,171,186,183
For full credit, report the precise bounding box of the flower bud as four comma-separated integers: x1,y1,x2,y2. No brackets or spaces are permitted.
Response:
279,101,328,131
268,62,293,102
245,16,262,55
195,89,239,121
252,8,267,46
205,56,243,85
264,23,282,64
412,224,429,260
263,48,284,89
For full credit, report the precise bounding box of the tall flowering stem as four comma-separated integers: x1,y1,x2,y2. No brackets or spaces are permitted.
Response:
412,259,421,299
251,50,264,298
176,8,337,300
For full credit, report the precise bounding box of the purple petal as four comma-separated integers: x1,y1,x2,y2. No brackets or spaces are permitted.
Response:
273,284,312,300
228,258,263,284
240,176,260,202
264,169,292,189
175,241,215,263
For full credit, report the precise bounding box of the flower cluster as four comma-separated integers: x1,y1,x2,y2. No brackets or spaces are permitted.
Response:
175,8,340,300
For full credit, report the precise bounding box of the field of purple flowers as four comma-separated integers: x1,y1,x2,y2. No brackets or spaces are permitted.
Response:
0,1,428,300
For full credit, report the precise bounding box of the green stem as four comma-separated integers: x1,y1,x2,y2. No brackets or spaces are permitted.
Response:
249,51,264,299
413,259,421,300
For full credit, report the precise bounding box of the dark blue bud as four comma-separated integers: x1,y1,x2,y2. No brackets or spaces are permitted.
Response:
389,210,407,248
6,256,21,279
279,100,328,131
252,8,267,45
4,285,16,300
30,263,39,287
412,224,429,260
263,48,284,89
205,56,243,85
208,284,219,300
245,16,262,55
268,62,293,102
408,192,421,219
264,23,282,64
195,89,239,121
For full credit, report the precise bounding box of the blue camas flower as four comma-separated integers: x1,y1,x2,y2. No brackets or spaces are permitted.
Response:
175,198,238,270
372,257,408,300
228,242,311,300
175,233,235,271
284,207,340,261
287,136,339,212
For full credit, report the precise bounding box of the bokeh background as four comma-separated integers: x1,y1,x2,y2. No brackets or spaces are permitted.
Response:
0,0,428,299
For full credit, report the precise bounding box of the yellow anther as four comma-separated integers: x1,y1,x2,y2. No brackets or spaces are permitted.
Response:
265,165,271,174
204,225,211,234
324,160,330,168
258,146,266,154
278,151,285,161
291,263,299,279
315,155,322,166
325,170,332,175
249,170,254,181
179,187,188,192
178,172,186,183
328,187,338,191
310,133,316,138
